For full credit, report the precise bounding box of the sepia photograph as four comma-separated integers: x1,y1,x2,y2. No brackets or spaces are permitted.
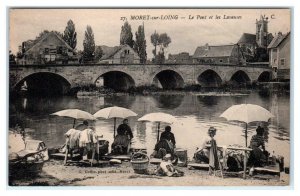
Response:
8,8,291,187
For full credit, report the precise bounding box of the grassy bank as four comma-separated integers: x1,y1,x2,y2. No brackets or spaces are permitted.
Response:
76,82,290,97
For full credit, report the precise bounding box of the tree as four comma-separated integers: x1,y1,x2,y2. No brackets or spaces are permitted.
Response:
36,30,63,40
150,31,171,64
254,47,269,62
158,33,171,49
267,33,274,46
9,50,16,65
83,25,95,62
94,46,103,61
134,24,147,64
63,20,77,49
150,31,159,62
120,21,134,48
37,30,50,39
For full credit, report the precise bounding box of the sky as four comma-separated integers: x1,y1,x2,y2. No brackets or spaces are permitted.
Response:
9,9,290,58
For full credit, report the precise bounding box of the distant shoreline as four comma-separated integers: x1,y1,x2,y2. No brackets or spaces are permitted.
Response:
76,82,289,97
77,90,252,97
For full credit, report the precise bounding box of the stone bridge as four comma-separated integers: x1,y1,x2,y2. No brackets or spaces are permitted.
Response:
9,63,272,94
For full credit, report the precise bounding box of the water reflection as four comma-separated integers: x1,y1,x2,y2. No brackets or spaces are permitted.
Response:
229,95,247,105
197,95,220,106
258,89,271,97
136,122,146,142
22,98,27,110
103,95,136,108
152,94,184,109
11,96,81,116
9,91,290,164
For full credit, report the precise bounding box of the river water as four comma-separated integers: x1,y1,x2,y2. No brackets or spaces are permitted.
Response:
9,91,290,165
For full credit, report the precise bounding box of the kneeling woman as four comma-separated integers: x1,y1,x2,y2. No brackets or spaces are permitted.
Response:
111,134,130,155
248,125,269,171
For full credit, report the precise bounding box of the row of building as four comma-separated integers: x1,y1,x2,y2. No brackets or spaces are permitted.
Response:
14,15,290,81
15,31,141,65
167,16,290,81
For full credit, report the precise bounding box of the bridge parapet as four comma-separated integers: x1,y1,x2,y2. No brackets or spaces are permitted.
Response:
10,62,271,68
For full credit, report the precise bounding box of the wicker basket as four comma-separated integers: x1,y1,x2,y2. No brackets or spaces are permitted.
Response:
130,152,149,174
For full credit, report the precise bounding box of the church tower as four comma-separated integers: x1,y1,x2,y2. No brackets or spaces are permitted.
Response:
256,15,269,48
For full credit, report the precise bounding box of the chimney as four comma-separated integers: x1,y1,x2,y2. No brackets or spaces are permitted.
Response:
205,43,210,50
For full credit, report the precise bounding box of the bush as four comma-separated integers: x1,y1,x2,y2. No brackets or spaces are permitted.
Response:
128,85,162,94
183,84,202,91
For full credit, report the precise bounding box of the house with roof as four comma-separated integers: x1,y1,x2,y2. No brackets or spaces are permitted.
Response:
166,52,193,64
17,31,78,65
98,44,140,64
268,32,290,81
192,43,246,65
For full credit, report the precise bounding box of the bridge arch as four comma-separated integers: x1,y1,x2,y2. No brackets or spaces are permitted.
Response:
229,70,251,85
95,71,135,91
257,71,272,82
14,72,71,96
197,69,223,87
151,69,185,89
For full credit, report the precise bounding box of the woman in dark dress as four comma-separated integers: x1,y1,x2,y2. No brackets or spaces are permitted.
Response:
248,125,269,175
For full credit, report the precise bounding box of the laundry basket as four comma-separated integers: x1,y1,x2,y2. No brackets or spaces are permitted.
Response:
175,148,188,167
130,152,149,174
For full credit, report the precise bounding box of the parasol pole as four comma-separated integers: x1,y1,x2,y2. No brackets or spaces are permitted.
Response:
157,122,160,143
243,122,248,179
245,122,248,147
113,117,116,138
73,119,76,128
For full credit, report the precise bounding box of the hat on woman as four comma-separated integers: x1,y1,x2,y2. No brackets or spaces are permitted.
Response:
256,126,265,135
83,120,89,126
208,126,217,134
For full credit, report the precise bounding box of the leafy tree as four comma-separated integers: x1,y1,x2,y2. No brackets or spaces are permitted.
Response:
150,31,159,61
63,20,77,49
16,44,25,58
150,31,171,64
83,25,95,62
267,33,274,46
134,24,147,64
120,21,134,48
37,30,50,39
36,30,63,40
9,50,16,65
158,33,171,49
254,47,269,62
156,51,165,64
94,46,103,61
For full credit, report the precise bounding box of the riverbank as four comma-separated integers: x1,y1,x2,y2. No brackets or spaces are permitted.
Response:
9,159,289,186
76,83,289,97
77,90,251,97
